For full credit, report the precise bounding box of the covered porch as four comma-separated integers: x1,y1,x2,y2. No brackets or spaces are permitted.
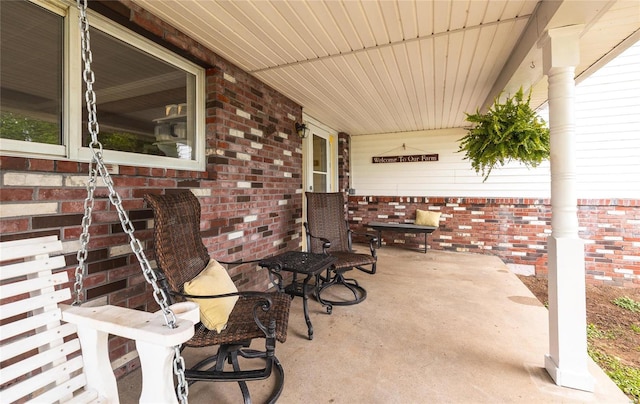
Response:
118,246,627,403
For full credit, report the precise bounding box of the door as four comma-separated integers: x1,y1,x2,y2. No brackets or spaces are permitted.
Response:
311,132,330,192
303,117,337,193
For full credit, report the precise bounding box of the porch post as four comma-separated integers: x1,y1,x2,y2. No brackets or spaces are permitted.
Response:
540,25,594,392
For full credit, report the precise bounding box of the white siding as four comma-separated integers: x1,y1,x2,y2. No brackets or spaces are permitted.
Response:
351,41,640,199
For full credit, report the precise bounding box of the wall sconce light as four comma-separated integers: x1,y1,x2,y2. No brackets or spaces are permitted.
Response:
295,122,309,139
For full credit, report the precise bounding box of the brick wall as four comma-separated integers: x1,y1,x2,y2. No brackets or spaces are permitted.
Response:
348,196,640,288
0,1,302,377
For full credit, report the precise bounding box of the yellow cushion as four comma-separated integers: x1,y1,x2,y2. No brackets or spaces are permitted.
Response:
183,259,238,332
415,209,441,227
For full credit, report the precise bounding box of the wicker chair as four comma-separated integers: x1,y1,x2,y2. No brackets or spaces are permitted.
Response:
144,192,291,404
304,192,377,308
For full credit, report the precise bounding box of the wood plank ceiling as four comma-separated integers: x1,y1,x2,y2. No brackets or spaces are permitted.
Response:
131,0,640,136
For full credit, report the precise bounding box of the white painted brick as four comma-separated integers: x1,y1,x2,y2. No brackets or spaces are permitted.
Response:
456,247,469,252
528,244,545,250
514,235,528,240
250,142,263,150
606,210,625,215
512,251,527,257
445,203,459,207
633,242,640,248
470,240,484,246
191,188,211,197
583,239,595,245
358,201,368,205
244,215,258,223
287,113,296,120
295,217,303,223
530,221,547,225
439,235,452,240
439,242,452,247
229,128,244,138
507,264,535,276
458,225,472,230
284,172,292,178
110,244,132,257
499,243,513,248
596,249,614,254
1,202,58,218
471,218,485,223
278,199,288,205
272,239,284,247
522,216,538,221
223,73,236,83
594,275,613,281
228,231,244,240
397,212,406,216
394,205,406,209
471,211,484,215
237,181,251,188
627,219,640,225
283,150,292,156
389,202,399,206
277,132,289,139
237,153,251,161
614,268,634,275
61,240,81,255
597,223,613,228
623,255,640,262
4,172,63,187
251,128,263,137
236,109,250,119
453,207,466,211
295,189,303,194
459,233,471,237
482,245,493,250
274,159,284,166
377,214,388,219
352,217,362,221
603,236,623,241
65,175,106,188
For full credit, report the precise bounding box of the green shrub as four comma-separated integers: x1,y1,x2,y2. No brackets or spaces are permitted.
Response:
613,296,640,313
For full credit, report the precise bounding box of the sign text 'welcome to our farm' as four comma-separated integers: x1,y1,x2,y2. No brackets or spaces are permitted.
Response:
372,154,439,164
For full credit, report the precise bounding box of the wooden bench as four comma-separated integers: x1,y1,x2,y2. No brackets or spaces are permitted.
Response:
367,222,437,253
0,236,197,403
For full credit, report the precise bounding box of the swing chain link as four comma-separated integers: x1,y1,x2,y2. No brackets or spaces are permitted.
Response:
75,1,188,401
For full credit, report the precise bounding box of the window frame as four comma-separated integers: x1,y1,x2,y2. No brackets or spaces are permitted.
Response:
1,0,206,172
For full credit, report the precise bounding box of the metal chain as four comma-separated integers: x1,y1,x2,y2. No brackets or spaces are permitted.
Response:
75,1,188,401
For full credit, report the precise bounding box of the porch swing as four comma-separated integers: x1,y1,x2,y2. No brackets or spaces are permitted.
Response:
0,1,196,403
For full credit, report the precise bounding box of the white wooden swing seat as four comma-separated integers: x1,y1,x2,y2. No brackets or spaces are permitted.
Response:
0,236,198,403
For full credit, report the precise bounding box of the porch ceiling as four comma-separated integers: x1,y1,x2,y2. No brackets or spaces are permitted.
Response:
131,0,640,136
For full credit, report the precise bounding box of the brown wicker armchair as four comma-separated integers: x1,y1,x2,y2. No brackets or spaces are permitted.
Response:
144,192,291,404
304,192,377,309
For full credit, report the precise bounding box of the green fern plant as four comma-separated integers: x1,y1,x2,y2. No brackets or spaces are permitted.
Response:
458,87,550,181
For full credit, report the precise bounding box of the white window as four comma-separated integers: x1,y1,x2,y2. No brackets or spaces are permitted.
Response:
0,0,206,171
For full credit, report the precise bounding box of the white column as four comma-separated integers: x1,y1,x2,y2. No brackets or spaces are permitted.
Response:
540,25,594,392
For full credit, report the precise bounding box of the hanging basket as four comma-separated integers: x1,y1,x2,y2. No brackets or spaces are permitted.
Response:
458,87,550,182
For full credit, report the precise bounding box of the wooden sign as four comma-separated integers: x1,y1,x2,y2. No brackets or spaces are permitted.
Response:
372,154,438,164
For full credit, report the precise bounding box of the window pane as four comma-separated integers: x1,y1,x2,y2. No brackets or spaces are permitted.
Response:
84,27,195,160
0,2,63,145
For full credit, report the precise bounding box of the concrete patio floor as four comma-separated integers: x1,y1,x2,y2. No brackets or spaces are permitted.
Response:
118,246,629,403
